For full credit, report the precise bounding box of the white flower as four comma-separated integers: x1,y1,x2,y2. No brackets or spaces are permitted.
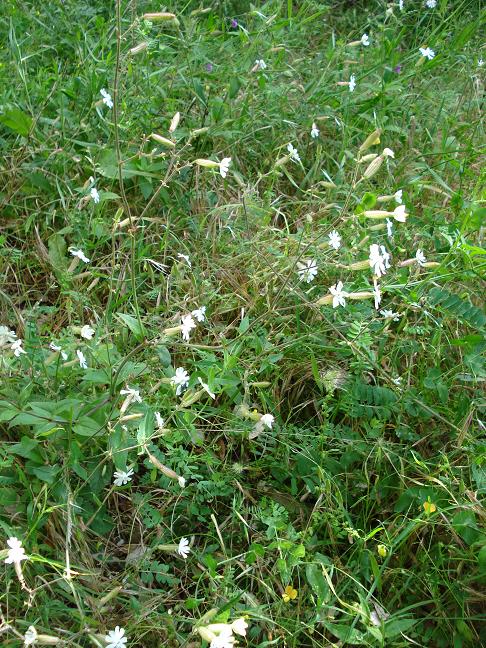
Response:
76,350,87,369
394,189,403,204
155,411,165,430
90,187,100,204
425,0,436,7
80,325,95,340
369,244,390,278
11,339,26,357
171,367,190,395
361,33,370,46
297,259,318,283
383,148,394,158
177,537,190,559
49,343,68,360
287,143,301,163
181,314,196,342
100,88,114,109
386,218,393,238
380,309,401,321
373,279,382,310
191,306,206,322
231,618,248,637
210,628,236,648
0,326,17,346
398,0,404,10
24,626,38,646
70,248,90,263
113,468,134,486
329,281,347,308
177,253,192,268
393,205,407,222
479,59,484,67
392,376,402,386
198,377,216,399
416,249,426,266
419,47,435,60
104,626,127,648
254,59,267,70
328,230,341,250
310,122,319,139
349,74,356,92
120,386,142,403
219,157,231,178
178,476,186,488
260,414,274,429
4,537,28,564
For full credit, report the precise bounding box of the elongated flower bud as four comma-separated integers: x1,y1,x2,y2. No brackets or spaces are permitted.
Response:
169,112,180,133
146,450,181,482
359,129,381,153
129,42,148,55
359,153,378,163
150,133,175,148
143,12,177,21
316,290,374,306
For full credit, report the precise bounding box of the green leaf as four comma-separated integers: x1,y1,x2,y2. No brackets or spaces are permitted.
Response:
29,464,61,484
306,564,330,603
0,106,32,136
384,617,416,638
8,436,41,461
73,416,101,438
321,622,366,644
451,510,481,545
116,313,146,340
477,545,486,572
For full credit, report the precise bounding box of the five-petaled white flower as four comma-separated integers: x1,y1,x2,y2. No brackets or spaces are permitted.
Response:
380,309,401,321
178,476,186,488
383,148,394,158
329,281,347,308
386,218,393,238
287,143,301,163
393,205,407,222
191,306,206,322
419,47,435,60
90,187,100,204
104,626,127,648
361,33,370,46
24,626,38,646
155,411,165,430
373,279,382,310
297,259,318,283
0,326,17,346
120,386,142,404
171,367,190,395
177,537,190,559
49,342,68,360
349,74,356,92
4,537,28,564
11,339,26,357
76,350,88,369
80,325,95,340
210,627,235,648
416,249,426,266
198,377,216,399
425,0,436,7
100,88,114,109
70,248,90,263
181,314,196,342
310,122,319,139
254,59,266,70
260,414,274,429
231,619,248,637
369,244,391,278
219,157,231,178
328,230,341,250
113,468,134,486
394,189,403,204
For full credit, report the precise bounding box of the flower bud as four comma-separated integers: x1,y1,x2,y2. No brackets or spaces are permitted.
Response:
129,42,148,55
143,12,177,21
150,133,176,148
169,112,181,132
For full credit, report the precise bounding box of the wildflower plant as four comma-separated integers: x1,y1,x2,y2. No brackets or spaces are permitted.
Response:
0,1,484,647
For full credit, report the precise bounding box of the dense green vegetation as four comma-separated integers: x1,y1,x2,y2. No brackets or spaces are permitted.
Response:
1,0,485,646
